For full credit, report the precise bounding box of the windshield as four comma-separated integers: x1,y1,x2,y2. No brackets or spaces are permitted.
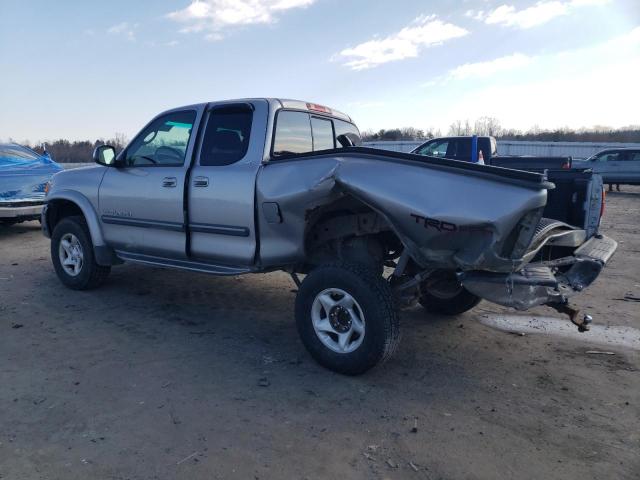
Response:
0,144,41,162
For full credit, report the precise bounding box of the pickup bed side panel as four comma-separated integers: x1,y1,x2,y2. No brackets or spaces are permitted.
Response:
256,153,548,272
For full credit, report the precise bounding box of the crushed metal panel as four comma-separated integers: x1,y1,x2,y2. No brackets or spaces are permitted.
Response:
256,153,549,272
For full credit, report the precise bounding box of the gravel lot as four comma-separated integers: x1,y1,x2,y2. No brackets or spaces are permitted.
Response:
1,187,639,480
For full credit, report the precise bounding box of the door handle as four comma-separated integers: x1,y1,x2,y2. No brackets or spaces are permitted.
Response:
193,176,209,187
162,177,177,188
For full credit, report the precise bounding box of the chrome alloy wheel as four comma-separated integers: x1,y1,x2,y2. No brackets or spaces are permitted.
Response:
58,233,84,277
311,288,366,354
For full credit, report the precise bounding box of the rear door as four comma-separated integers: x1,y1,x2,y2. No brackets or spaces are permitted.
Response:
99,108,202,258
618,150,640,184
187,101,267,265
627,150,640,184
590,150,623,183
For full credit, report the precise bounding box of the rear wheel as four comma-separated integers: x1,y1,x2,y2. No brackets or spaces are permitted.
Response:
51,216,110,290
295,263,400,375
419,270,481,316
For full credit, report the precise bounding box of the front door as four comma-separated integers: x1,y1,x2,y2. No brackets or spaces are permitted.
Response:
99,109,200,258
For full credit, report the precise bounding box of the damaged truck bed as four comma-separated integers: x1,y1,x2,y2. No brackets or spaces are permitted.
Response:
41,98,617,374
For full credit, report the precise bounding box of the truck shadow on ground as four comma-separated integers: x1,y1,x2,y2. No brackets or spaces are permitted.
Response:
43,263,478,395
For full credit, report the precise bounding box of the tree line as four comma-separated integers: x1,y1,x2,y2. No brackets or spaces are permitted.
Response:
15,134,129,163
10,119,640,163
362,117,640,143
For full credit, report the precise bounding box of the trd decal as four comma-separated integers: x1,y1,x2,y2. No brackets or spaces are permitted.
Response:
410,213,457,232
410,213,492,234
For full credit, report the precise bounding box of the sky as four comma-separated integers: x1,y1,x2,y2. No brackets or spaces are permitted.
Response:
1,0,639,142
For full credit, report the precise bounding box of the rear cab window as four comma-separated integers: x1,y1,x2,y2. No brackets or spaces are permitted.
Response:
272,109,361,158
311,117,335,151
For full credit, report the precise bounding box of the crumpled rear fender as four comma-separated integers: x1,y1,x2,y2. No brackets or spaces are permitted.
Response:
256,154,549,271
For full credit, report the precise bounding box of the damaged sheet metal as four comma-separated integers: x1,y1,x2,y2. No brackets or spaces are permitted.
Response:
0,144,63,203
255,150,550,272
460,234,617,312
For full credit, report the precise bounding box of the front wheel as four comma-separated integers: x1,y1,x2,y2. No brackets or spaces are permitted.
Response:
51,216,110,290
419,270,481,316
295,263,400,375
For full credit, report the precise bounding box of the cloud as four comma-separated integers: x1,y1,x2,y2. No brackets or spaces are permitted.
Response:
167,0,315,40
107,22,138,41
470,0,611,29
338,15,468,70
437,24,639,85
434,27,640,130
448,53,533,80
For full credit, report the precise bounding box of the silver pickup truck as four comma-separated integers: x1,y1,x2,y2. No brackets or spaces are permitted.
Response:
42,98,617,375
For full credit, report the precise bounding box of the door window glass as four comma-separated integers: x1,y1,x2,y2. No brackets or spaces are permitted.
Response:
311,117,335,151
200,107,253,166
126,111,196,167
455,139,471,160
595,152,620,162
273,111,312,156
418,140,448,157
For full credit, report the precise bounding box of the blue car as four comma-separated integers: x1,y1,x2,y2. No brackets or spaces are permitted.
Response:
0,143,63,225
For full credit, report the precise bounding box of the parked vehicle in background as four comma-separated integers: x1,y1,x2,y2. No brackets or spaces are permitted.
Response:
42,99,616,375
573,148,640,186
411,136,572,170
0,143,63,225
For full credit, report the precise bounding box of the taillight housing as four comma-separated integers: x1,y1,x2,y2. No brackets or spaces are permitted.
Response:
600,186,606,219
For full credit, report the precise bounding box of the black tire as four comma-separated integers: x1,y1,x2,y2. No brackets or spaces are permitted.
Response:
295,263,400,375
419,270,481,316
51,216,110,290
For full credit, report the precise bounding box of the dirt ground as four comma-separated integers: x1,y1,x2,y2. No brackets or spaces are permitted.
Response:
1,187,639,480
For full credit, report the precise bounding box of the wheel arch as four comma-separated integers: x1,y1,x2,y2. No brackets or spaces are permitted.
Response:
302,194,404,270
46,192,105,246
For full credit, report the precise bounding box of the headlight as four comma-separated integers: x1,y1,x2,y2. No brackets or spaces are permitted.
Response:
44,181,51,196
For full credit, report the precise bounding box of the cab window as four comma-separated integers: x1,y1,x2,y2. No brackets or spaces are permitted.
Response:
125,110,196,167
272,111,361,157
273,111,312,156
200,106,253,166
311,117,335,150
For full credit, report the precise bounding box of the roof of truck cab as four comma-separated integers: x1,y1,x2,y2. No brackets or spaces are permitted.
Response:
162,98,353,123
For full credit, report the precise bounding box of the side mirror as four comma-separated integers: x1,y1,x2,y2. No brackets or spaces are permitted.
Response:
93,145,117,166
